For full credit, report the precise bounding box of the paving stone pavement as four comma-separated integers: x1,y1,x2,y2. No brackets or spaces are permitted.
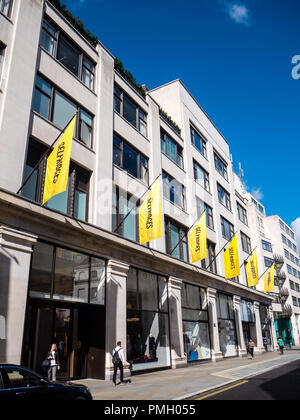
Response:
73,350,300,400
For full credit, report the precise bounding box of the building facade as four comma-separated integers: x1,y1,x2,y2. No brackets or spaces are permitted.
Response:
0,0,277,380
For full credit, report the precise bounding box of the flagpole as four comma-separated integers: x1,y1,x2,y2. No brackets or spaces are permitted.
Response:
258,263,274,282
169,210,206,256
239,246,257,269
113,173,162,234
206,231,238,271
16,114,77,195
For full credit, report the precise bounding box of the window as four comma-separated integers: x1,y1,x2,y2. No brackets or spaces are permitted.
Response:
221,216,234,241
214,153,228,180
40,18,95,90
217,183,231,210
0,0,12,17
165,217,188,262
262,240,272,252
241,232,251,254
33,75,94,148
190,125,207,158
114,85,147,135
22,139,90,221
6,367,42,389
201,241,217,274
112,186,138,242
0,42,6,81
162,172,185,210
161,130,183,168
113,134,149,184
193,161,210,192
237,202,248,225
217,294,237,358
264,257,274,268
196,197,214,230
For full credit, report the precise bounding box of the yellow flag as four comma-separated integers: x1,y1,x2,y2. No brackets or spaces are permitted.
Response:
190,211,207,263
264,263,275,294
139,177,163,244
42,116,76,205
223,234,240,279
246,249,259,287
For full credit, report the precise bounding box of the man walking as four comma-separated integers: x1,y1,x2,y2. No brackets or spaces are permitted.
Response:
112,341,128,386
278,337,285,355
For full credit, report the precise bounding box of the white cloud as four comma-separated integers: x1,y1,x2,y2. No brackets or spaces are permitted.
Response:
220,1,252,27
251,187,264,201
291,218,300,255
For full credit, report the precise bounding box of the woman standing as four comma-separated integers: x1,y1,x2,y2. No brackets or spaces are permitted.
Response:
248,338,255,359
47,343,60,382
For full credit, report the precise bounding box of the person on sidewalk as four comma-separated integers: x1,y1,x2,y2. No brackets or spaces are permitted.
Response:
247,338,255,359
47,343,60,382
278,337,285,355
112,341,130,386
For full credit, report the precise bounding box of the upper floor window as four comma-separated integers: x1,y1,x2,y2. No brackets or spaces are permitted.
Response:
193,161,210,192
217,183,231,211
112,186,138,242
196,197,214,230
190,125,207,158
221,216,234,241
33,75,93,148
162,172,185,210
113,134,149,184
22,138,90,221
214,153,228,180
0,42,6,82
241,232,251,254
262,240,272,252
0,0,12,17
237,202,248,225
40,18,95,90
114,85,147,136
201,241,217,274
264,257,274,268
161,130,183,168
165,217,188,262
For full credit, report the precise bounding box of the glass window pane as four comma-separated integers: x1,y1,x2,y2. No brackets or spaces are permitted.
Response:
41,28,56,55
139,271,158,311
80,110,92,147
33,89,50,119
74,190,87,221
30,242,54,299
166,136,176,162
186,284,201,309
52,91,77,129
90,257,105,305
170,223,180,258
183,321,211,361
123,143,138,178
57,37,80,76
158,276,168,313
54,248,89,302
123,95,137,127
36,75,52,96
218,319,238,357
122,196,137,242
46,176,69,214
127,268,138,310
0,0,11,16
218,294,229,319
82,67,93,89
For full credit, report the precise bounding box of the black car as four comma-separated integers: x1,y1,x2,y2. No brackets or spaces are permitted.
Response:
0,364,93,400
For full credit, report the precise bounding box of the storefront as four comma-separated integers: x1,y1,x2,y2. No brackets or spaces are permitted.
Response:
240,299,256,346
22,241,106,379
181,283,211,362
260,305,273,351
126,268,171,372
217,294,238,358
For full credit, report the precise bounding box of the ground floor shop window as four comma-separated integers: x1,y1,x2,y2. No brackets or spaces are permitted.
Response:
260,305,273,351
126,269,171,372
217,294,238,357
181,283,211,361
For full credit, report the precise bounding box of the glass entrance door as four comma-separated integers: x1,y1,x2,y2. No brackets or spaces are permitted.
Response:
54,308,71,379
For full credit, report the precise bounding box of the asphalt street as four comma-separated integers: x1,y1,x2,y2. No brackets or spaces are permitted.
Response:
195,359,300,400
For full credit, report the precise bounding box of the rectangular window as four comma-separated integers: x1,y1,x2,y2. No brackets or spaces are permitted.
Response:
33,75,94,148
190,125,207,158
214,153,228,180
264,257,274,268
217,183,231,211
113,134,149,184
161,130,183,169
262,240,272,252
196,197,214,230
221,216,234,241
0,0,12,17
114,85,147,135
40,18,96,90
112,186,138,242
162,172,185,210
193,161,210,192
241,232,251,254
201,241,217,274
165,217,188,262
237,202,248,225
0,42,6,81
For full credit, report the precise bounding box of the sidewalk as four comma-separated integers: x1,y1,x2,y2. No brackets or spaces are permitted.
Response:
74,349,300,400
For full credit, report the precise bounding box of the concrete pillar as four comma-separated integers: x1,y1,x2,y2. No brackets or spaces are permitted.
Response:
105,259,130,380
207,288,223,362
0,225,37,364
269,307,279,351
168,277,187,369
253,301,264,354
233,295,247,358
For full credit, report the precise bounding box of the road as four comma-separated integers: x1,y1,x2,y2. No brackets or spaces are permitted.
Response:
194,359,300,400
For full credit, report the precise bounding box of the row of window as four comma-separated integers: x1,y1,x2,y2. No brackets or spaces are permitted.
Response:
292,296,300,308
282,234,298,254
279,219,296,241
287,265,300,280
290,280,300,293
284,249,300,267
262,240,272,253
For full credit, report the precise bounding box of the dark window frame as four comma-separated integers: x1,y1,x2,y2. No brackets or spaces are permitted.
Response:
217,183,231,211
193,160,210,192
190,125,207,158
221,216,234,241
165,217,189,262
0,0,13,18
214,152,228,180
161,129,184,169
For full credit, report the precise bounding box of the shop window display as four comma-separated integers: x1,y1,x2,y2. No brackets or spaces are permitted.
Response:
217,294,238,358
126,269,171,372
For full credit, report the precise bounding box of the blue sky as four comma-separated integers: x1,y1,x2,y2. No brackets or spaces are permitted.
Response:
63,0,300,241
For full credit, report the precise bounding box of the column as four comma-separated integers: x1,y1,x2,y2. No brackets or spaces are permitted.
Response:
105,259,130,380
207,288,223,362
253,301,264,354
0,225,37,364
268,306,279,351
233,295,247,357
168,277,187,369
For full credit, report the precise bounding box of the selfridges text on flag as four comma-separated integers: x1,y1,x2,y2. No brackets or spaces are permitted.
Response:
189,211,207,264
246,249,259,287
223,234,240,279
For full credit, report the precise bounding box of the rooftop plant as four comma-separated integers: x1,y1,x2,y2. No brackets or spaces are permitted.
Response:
159,108,181,135
114,57,146,99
